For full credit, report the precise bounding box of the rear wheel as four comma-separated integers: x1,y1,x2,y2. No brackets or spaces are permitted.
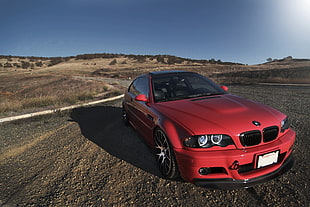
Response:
122,106,129,126
154,129,179,179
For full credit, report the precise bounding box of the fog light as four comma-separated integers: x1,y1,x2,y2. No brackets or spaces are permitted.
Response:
199,167,211,175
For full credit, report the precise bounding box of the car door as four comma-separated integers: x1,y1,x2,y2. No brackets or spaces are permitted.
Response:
126,77,154,142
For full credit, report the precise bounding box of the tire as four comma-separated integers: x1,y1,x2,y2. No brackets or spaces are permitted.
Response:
154,129,180,179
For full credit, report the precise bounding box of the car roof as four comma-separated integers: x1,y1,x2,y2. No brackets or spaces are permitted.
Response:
149,70,191,77
133,70,194,80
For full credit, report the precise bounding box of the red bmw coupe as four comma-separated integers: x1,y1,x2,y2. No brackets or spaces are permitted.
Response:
122,71,295,189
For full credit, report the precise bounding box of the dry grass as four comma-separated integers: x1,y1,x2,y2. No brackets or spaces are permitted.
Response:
0,74,123,117
211,66,310,84
0,55,309,117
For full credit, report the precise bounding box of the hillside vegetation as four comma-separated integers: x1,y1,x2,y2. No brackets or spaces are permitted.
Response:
0,53,309,117
0,53,242,70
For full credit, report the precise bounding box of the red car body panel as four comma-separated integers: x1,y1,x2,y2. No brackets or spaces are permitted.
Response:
174,129,295,181
152,94,286,148
123,71,296,188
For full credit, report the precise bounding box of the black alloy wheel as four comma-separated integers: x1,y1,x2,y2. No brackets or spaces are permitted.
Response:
154,129,179,179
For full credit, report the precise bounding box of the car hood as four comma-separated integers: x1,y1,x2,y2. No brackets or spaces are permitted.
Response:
153,94,285,136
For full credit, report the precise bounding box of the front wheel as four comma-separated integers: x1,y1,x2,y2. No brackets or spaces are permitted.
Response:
154,129,180,179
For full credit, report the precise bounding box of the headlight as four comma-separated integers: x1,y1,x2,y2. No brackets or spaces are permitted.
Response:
281,117,290,132
198,135,208,146
184,134,234,148
210,134,222,144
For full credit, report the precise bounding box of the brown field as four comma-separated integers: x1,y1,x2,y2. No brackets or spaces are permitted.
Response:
0,54,309,117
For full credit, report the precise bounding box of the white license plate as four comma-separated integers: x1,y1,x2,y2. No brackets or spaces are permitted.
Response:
257,150,279,168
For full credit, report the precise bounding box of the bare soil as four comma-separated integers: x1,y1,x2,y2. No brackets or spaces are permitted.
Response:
0,84,309,206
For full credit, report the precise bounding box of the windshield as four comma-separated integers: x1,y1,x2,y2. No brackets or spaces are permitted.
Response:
152,73,225,102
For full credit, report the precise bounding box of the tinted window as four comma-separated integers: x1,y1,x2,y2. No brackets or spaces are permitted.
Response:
129,77,149,96
152,73,224,102
185,75,219,93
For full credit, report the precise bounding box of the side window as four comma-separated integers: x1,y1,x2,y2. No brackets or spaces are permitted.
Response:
129,77,149,97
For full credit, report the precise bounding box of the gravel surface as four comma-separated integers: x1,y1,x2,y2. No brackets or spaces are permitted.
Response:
0,85,309,206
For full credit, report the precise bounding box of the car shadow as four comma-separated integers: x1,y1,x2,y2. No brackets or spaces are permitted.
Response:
70,105,162,178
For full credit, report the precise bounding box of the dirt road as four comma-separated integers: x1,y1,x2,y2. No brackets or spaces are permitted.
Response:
0,85,309,206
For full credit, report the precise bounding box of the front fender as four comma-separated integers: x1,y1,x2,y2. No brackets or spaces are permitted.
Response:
157,117,192,149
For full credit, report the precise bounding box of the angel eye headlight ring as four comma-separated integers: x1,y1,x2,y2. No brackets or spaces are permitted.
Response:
183,134,234,148
198,135,208,147
210,134,222,144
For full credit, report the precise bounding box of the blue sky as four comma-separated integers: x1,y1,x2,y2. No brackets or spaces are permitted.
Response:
0,0,309,64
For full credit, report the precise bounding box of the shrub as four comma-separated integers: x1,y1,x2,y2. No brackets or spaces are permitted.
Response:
0,100,21,114
103,85,110,91
4,62,12,68
48,57,64,66
21,96,58,108
156,56,165,63
21,61,30,69
13,63,20,68
35,61,43,67
109,59,117,65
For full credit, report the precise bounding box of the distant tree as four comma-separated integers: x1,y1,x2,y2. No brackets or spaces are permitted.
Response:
209,58,216,64
75,53,122,60
266,58,273,62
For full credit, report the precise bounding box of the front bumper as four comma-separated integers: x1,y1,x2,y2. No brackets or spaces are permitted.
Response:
193,153,294,189
174,129,295,189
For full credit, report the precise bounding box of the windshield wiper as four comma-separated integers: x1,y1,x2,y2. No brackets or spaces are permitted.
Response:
156,93,224,102
188,92,224,98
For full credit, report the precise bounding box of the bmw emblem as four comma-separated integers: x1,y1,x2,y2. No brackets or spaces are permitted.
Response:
252,121,261,126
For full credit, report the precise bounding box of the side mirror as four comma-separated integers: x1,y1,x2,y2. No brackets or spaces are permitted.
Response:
135,94,148,102
220,85,229,91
